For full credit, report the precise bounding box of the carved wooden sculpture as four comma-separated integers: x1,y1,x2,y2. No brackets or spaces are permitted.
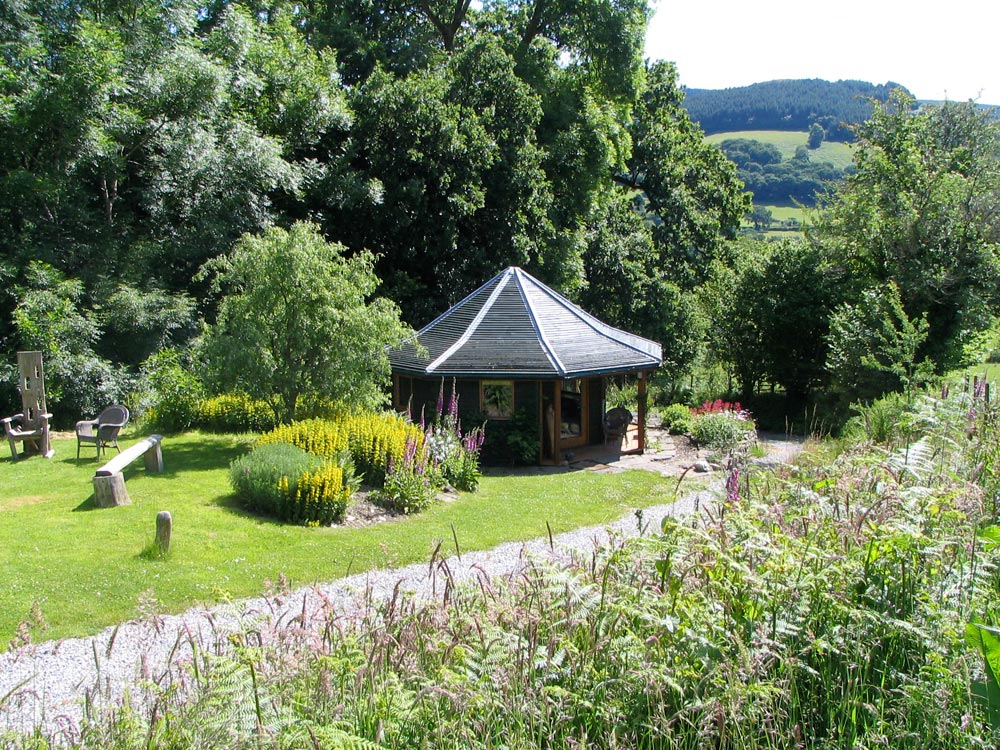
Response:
2,351,53,460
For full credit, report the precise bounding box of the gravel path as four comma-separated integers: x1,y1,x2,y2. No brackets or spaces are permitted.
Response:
0,435,803,738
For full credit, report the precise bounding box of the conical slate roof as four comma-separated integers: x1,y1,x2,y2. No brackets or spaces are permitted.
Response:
388,267,662,378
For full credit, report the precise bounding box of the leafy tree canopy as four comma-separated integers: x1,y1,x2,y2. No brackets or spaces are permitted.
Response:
816,92,1000,373
1,0,753,411
199,222,411,423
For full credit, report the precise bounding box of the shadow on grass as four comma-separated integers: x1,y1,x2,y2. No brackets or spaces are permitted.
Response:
213,492,289,526
149,436,250,476
73,494,99,512
55,433,252,509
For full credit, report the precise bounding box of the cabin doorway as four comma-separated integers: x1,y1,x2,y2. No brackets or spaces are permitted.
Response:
560,378,588,449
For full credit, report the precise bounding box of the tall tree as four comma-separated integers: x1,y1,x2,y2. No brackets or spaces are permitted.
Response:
619,61,750,287
580,191,702,383
816,91,1000,372
200,222,411,423
336,64,498,322
826,282,932,403
303,0,653,318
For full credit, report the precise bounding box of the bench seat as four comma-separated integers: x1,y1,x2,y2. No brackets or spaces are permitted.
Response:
93,434,163,507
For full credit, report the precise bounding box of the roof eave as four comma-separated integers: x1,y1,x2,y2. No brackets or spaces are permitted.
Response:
391,359,662,380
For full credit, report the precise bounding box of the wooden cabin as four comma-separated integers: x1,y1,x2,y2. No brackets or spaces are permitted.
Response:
387,267,662,465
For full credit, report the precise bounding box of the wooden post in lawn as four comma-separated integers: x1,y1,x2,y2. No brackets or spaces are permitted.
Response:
155,511,172,554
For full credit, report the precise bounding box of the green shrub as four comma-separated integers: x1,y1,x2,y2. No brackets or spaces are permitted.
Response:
606,380,638,409
229,443,353,525
255,401,483,516
258,413,423,486
198,392,277,433
479,409,539,465
658,403,693,434
691,410,755,454
230,443,315,516
440,449,481,492
139,349,204,433
284,457,354,525
293,394,345,421
842,392,915,446
371,465,437,514
607,379,663,412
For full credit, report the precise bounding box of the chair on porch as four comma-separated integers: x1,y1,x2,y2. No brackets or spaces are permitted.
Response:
603,407,633,447
76,404,130,460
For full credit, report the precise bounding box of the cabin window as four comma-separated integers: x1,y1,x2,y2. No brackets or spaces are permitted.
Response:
482,380,515,419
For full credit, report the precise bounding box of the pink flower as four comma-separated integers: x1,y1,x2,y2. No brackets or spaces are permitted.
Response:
448,379,459,421
725,457,740,504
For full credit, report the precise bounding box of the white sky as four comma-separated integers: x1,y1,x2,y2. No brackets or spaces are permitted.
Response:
643,0,1000,104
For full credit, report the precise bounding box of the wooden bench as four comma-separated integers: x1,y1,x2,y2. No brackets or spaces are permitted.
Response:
93,434,164,507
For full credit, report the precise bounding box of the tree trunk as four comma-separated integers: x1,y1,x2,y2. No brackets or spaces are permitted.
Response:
93,473,131,507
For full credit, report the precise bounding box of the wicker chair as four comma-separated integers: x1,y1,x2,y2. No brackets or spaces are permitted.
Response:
603,407,633,447
76,404,130,460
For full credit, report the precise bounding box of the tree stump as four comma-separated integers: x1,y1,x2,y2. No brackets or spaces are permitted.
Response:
93,473,131,507
144,441,164,472
155,511,172,554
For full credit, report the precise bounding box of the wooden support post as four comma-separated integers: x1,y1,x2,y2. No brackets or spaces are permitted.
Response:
155,511,172,554
637,371,647,453
553,380,563,464
93,473,131,507
143,440,163,472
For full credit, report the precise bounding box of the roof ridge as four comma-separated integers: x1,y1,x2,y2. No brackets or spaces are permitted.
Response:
515,268,661,362
511,268,566,376
425,268,512,373
387,265,662,378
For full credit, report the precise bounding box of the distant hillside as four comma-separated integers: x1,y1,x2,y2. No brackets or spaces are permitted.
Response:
683,79,912,141
706,131,854,170
707,130,851,208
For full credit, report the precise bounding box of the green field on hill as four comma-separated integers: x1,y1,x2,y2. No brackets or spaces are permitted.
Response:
706,130,855,170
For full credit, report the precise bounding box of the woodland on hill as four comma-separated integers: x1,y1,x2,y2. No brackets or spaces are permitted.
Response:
682,79,910,140
717,135,848,207
1,0,998,430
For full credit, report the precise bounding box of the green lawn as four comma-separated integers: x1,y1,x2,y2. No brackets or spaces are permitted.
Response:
0,431,678,645
706,129,855,170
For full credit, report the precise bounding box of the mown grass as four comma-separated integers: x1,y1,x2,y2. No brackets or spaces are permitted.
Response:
0,431,677,645
706,129,855,169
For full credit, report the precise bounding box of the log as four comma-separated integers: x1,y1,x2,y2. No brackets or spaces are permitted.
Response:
93,472,131,507
155,511,172,554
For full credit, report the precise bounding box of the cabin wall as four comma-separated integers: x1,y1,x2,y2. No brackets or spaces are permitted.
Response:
394,374,617,463
394,375,543,465
394,376,481,425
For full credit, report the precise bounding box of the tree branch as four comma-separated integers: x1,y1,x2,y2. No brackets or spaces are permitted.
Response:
418,0,471,51
516,0,550,62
